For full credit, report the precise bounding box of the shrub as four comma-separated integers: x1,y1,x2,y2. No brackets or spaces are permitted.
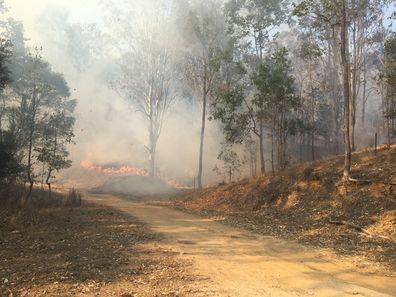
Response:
64,188,82,207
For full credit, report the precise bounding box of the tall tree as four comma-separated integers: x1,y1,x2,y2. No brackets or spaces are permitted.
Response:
36,103,75,197
9,48,71,202
212,47,299,171
381,33,396,144
224,0,291,174
341,0,352,179
0,38,12,142
182,0,227,188
252,47,299,169
109,0,179,178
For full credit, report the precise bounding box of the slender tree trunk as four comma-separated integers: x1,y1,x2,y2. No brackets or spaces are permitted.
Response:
308,61,315,161
149,127,156,178
46,169,52,200
385,89,391,147
148,79,156,178
250,154,254,177
271,127,275,174
350,2,357,152
258,122,265,175
197,76,207,189
25,92,37,205
361,45,367,125
341,0,352,180
299,134,303,163
311,130,315,161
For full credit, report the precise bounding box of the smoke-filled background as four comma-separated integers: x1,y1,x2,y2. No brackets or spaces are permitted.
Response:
2,0,395,193
3,0,225,188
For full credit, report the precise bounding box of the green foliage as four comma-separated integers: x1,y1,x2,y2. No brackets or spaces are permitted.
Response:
0,19,76,189
225,0,290,45
213,143,245,183
252,47,299,122
0,131,23,182
211,86,250,143
0,38,12,91
382,33,396,134
35,109,75,180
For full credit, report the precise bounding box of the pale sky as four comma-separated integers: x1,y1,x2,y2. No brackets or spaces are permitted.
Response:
4,0,101,23
4,0,102,44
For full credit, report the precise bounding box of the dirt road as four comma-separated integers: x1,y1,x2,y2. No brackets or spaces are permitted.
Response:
87,194,396,297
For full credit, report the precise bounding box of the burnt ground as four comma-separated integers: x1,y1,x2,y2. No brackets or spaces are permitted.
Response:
0,203,210,297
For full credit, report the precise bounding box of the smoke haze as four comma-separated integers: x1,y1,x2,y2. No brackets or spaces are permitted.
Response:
3,0,225,187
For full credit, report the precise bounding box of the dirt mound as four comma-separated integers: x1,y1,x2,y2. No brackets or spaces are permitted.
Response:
173,145,396,271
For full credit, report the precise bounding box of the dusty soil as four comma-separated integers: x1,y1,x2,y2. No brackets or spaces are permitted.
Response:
0,203,212,297
170,146,396,272
87,194,396,297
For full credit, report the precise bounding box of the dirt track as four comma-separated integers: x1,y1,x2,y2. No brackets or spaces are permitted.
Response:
87,194,396,297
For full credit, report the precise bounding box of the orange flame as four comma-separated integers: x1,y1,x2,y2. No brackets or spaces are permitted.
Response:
80,160,192,189
80,160,149,177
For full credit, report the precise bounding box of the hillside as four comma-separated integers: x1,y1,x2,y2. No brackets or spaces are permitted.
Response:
171,145,396,272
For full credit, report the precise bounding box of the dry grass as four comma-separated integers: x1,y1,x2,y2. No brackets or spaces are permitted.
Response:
0,184,82,212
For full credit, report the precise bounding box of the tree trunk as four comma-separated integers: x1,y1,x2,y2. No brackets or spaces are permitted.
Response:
361,47,367,125
197,80,207,189
350,1,357,152
311,130,315,161
149,127,156,179
46,169,52,200
259,121,265,175
341,0,352,180
24,82,39,205
271,127,275,174
386,89,391,147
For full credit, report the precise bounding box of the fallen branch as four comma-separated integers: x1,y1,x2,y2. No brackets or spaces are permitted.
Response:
348,177,396,186
329,219,391,241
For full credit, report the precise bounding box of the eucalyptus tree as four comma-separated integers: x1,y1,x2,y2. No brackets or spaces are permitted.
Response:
0,29,17,183
9,48,72,201
212,47,299,171
36,100,76,197
181,0,228,188
293,0,392,178
108,0,180,178
222,0,291,174
0,38,12,142
293,0,345,155
225,0,290,62
381,33,396,144
252,47,300,170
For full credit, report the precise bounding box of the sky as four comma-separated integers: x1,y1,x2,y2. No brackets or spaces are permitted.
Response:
4,0,102,44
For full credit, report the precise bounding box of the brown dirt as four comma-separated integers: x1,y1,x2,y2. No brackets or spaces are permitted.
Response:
0,203,212,297
87,194,396,297
169,145,396,272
